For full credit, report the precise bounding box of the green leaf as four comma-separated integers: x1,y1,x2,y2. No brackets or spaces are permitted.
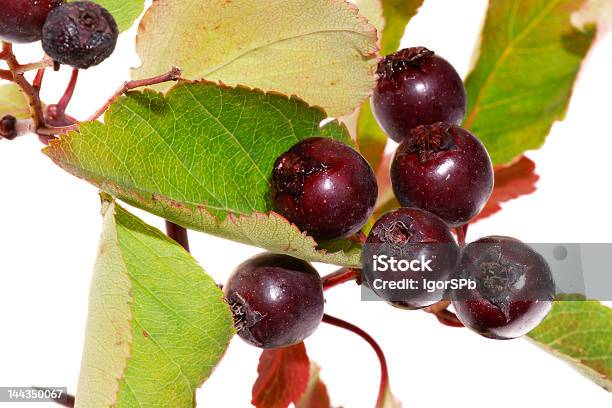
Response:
75,196,234,407
527,301,612,391
0,83,30,119
379,0,424,55
71,0,145,32
464,0,596,164
44,81,362,267
356,100,387,170
353,0,423,170
132,0,378,117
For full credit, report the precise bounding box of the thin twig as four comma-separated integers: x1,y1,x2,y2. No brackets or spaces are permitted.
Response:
1,42,45,130
88,67,182,122
14,57,54,74
33,68,46,89
165,221,190,252
0,69,11,81
322,314,390,408
321,267,360,290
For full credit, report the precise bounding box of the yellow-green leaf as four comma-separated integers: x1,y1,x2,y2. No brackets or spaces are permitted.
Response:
0,83,30,119
528,300,612,391
133,0,378,117
464,0,596,164
75,196,234,407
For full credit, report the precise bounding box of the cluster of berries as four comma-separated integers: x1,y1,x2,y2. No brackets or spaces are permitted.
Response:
225,47,554,349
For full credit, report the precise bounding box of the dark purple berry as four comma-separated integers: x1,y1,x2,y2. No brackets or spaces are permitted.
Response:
271,137,378,241
0,114,17,140
371,47,467,143
223,253,324,349
391,122,493,227
452,236,555,339
362,207,460,309
41,1,118,69
0,0,63,43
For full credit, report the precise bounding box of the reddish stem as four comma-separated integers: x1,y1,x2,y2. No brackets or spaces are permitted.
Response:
434,309,464,328
322,314,389,408
33,68,45,89
454,224,468,247
165,221,190,252
1,42,45,130
88,67,182,122
57,69,79,111
424,301,464,328
0,69,11,81
321,268,360,290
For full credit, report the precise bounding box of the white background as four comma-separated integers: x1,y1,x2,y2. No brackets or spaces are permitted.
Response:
1,0,611,407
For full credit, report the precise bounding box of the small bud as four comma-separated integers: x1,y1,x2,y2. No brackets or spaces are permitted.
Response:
0,115,17,140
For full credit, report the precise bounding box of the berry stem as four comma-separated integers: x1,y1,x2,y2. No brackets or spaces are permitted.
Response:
1,42,45,130
165,221,190,252
57,69,79,111
33,68,46,89
454,224,468,246
88,67,182,122
321,267,360,290
433,309,464,327
37,68,183,138
424,301,464,328
322,314,390,408
0,69,11,81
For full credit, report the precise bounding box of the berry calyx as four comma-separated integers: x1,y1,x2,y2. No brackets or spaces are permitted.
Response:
0,0,63,43
452,236,555,339
391,123,494,227
271,137,378,241
371,47,467,143
223,253,324,349
0,114,17,140
41,1,118,69
362,207,460,309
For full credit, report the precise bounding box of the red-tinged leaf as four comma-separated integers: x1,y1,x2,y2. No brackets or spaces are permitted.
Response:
296,364,331,408
252,342,310,408
473,156,539,222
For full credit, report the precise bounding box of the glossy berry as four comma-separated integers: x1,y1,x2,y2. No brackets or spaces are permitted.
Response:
0,0,63,43
271,137,378,241
371,47,466,143
362,207,460,309
42,1,118,69
452,236,555,339
223,253,324,349
0,115,17,140
391,122,493,227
